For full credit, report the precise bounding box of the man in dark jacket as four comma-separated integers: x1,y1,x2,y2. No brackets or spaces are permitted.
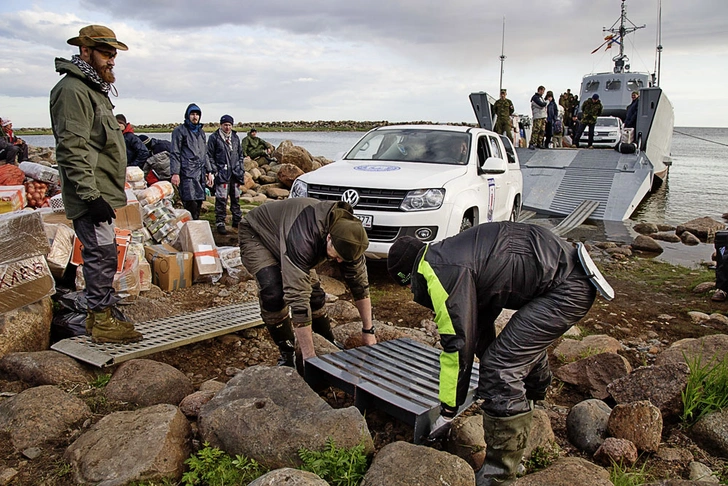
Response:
625,91,639,130
241,128,276,164
387,222,600,485
50,24,142,344
170,103,214,220
116,114,150,168
239,198,376,367
207,114,244,234
574,93,603,148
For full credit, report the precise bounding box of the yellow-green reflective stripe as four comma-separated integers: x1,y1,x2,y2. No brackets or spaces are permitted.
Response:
439,351,459,407
417,251,455,336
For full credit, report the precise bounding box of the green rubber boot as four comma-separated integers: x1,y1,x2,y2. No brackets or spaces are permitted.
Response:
266,318,296,367
91,308,143,344
475,409,533,486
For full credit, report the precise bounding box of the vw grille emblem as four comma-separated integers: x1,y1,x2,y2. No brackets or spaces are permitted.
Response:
341,189,360,207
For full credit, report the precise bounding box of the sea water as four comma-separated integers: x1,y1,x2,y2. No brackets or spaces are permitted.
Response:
21,127,728,227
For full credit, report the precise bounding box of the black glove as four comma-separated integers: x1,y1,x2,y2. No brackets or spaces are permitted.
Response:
86,196,115,226
425,404,458,444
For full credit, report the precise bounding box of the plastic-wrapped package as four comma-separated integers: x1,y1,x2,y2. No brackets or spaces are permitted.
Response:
125,166,144,182
0,255,56,313
44,223,75,278
179,220,223,283
131,227,152,245
19,161,60,185
138,260,152,291
0,210,51,264
217,246,245,279
137,181,174,206
113,253,140,302
0,185,26,214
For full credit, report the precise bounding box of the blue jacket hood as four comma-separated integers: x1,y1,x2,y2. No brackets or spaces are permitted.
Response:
184,103,203,132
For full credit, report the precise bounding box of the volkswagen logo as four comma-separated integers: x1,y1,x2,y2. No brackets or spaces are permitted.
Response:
341,189,360,207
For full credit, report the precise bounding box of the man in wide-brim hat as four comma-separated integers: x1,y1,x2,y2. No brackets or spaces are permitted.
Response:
49,24,143,344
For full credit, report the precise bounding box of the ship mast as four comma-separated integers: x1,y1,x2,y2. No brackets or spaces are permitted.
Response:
498,16,506,92
604,0,645,74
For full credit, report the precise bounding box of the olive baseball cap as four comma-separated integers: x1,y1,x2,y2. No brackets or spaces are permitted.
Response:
67,25,129,51
328,210,368,261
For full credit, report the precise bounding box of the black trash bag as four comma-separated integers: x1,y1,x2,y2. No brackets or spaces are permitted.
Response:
50,291,88,342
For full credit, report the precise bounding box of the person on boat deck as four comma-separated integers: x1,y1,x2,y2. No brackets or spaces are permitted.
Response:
625,91,639,130
574,93,603,148
529,86,548,150
170,103,214,220
387,222,597,486
544,91,558,149
493,89,515,143
116,114,150,168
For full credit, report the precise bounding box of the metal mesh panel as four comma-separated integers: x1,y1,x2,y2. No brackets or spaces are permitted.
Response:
51,302,262,367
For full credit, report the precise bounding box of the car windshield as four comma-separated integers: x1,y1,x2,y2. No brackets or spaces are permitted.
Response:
345,129,471,165
597,118,619,127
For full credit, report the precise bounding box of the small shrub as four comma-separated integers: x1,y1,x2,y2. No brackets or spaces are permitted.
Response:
298,438,368,486
681,352,728,425
181,442,267,486
609,460,653,486
90,373,111,388
524,443,560,473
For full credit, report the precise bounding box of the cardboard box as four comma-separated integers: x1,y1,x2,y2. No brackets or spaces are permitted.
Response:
0,210,51,264
179,221,223,283
115,201,143,231
144,243,193,291
0,255,56,313
0,186,26,214
70,227,132,273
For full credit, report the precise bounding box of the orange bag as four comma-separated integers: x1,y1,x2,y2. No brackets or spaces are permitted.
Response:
0,164,25,186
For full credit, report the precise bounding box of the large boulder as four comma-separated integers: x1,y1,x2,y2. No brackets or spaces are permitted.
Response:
689,408,728,458
676,217,726,242
554,352,632,399
524,409,556,460
631,235,664,253
198,366,373,470
249,468,328,486
361,441,474,486
0,297,52,360
593,437,638,466
515,457,612,485
566,399,612,454
607,400,663,452
64,404,191,486
607,362,690,419
274,143,314,173
0,350,96,386
0,385,91,450
446,415,486,469
552,335,622,363
655,334,728,367
277,163,304,188
104,359,194,406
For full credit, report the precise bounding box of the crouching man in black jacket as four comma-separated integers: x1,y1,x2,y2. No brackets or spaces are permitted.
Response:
388,222,604,485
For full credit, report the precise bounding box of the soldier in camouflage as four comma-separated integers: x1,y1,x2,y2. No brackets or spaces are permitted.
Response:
493,89,515,143
559,89,576,130
574,93,603,148
529,86,548,149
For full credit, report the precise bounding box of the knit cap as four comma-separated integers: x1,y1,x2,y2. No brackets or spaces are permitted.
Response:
328,209,368,261
387,236,425,286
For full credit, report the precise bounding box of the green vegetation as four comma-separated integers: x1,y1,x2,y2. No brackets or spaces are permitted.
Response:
524,443,560,473
608,460,653,486
606,259,713,292
181,443,267,486
53,460,72,478
681,352,728,425
298,438,369,486
90,373,111,388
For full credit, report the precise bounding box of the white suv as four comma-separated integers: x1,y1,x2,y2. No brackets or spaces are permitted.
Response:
290,125,522,259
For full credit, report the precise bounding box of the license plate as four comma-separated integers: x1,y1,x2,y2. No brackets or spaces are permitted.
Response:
356,214,373,228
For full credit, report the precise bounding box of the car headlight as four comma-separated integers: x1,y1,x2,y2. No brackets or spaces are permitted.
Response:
400,189,445,211
289,179,308,198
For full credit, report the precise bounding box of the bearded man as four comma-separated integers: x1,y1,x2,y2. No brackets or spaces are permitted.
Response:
50,25,143,344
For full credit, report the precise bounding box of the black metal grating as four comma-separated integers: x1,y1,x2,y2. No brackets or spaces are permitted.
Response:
304,338,480,444
51,302,263,367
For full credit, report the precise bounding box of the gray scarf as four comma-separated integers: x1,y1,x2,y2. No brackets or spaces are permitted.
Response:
71,55,111,93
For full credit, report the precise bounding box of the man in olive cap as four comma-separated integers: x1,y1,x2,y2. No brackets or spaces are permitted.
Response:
387,222,602,485
239,197,376,367
50,25,143,344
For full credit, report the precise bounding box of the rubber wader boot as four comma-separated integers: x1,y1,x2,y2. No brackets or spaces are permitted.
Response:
311,314,344,350
91,308,143,344
266,318,296,367
475,409,533,486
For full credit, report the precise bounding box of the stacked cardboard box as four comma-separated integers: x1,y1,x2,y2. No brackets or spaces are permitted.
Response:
179,221,223,283
144,243,193,291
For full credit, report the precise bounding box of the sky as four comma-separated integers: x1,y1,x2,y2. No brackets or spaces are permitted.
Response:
0,0,725,128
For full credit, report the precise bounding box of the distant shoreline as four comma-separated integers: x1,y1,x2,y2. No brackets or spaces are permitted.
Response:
17,120,477,136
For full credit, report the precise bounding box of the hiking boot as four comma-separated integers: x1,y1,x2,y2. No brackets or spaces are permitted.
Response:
217,224,228,235
712,289,727,302
91,308,143,344
86,307,134,335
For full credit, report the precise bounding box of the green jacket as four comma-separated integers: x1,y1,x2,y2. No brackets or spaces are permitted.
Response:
241,132,274,159
50,58,127,220
581,98,603,125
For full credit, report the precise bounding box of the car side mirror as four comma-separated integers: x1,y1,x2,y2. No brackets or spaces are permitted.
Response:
479,157,507,174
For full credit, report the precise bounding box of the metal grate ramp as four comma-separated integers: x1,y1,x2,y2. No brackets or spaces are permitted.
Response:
304,338,480,444
51,302,262,368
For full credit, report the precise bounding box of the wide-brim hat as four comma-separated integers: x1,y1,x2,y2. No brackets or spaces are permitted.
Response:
67,25,128,51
